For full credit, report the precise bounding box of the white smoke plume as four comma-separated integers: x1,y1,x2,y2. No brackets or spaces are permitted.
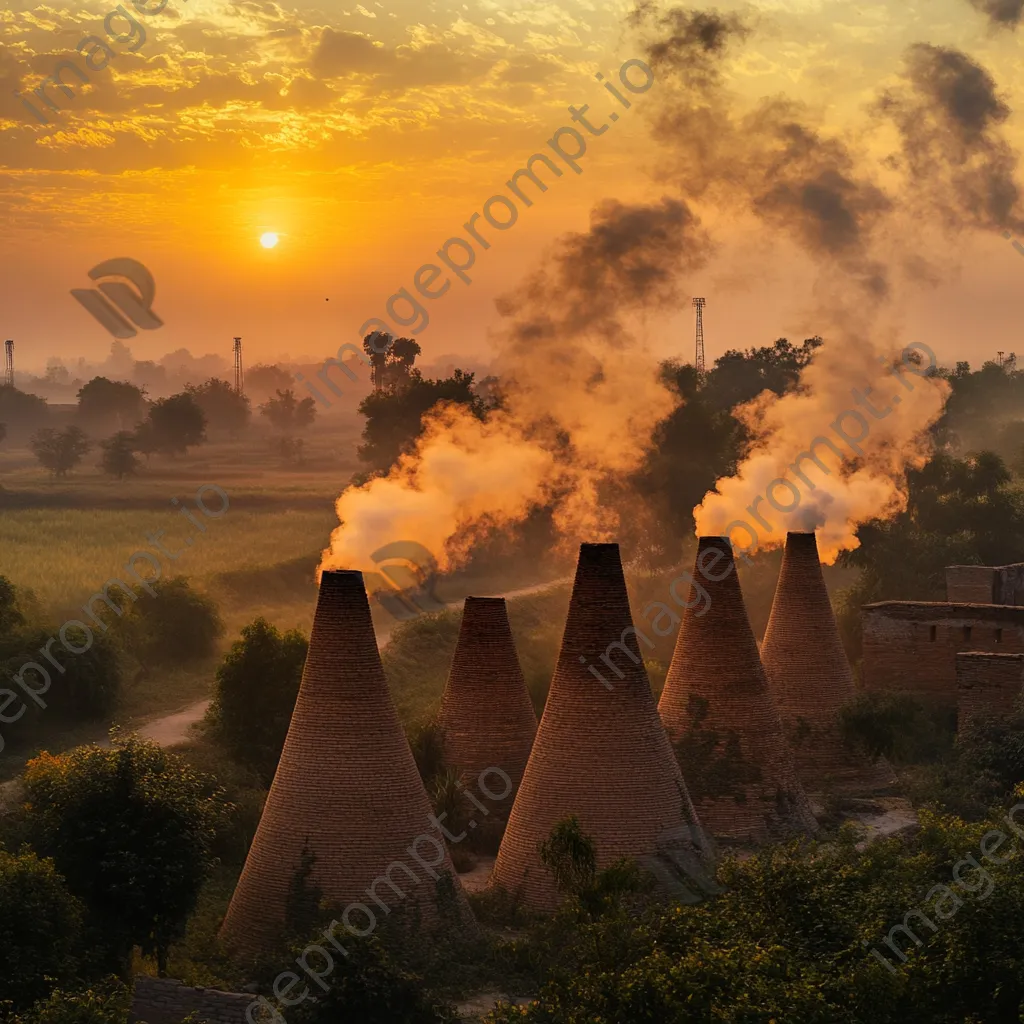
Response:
320,197,713,573
322,5,1024,575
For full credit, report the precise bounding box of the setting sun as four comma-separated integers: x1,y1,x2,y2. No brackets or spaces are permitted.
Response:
260,232,279,249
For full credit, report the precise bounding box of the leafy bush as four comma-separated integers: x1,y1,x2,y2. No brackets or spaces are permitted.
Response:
23,736,231,975
0,847,82,1011
205,618,307,784
4,979,130,1024
840,692,956,766
281,934,457,1024
123,577,223,668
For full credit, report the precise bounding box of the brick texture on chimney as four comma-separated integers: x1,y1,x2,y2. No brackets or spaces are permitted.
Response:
659,538,817,843
490,543,713,912
439,597,538,817
219,570,471,954
760,532,896,795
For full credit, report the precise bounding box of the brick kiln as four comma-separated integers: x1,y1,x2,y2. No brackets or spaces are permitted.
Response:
490,543,713,912
760,532,896,795
956,651,1024,730
219,569,470,954
438,596,538,818
658,537,817,843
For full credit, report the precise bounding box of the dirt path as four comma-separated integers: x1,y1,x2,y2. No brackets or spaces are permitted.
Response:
135,576,570,749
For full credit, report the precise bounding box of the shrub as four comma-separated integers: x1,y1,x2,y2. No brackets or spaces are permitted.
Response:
840,692,956,765
5,979,131,1024
23,736,231,975
0,847,82,1011
123,577,223,668
205,618,307,785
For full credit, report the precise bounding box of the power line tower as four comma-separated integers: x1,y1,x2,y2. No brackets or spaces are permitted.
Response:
692,297,706,374
233,337,244,396
4,340,13,387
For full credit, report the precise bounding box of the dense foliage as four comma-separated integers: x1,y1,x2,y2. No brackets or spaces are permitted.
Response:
122,576,224,669
205,617,308,785
22,737,231,975
0,848,82,1010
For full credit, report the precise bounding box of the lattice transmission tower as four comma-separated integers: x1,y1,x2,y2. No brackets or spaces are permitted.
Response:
692,297,706,374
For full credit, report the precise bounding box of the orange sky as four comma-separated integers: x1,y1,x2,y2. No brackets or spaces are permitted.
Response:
1,0,1023,375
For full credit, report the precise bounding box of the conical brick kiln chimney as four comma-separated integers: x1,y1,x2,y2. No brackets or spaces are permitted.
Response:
760,532,896,794
220,570,470,954
491,543,713,911
439,597,537,817
658,537,817,842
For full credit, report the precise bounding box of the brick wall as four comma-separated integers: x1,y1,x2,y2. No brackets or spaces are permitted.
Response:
945,567,997,604
862,602,1024,705
956,652,1024,729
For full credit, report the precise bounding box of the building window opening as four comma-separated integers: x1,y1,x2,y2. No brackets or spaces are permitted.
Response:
963,625,972,642
996,628,1003,643
929,625,937,642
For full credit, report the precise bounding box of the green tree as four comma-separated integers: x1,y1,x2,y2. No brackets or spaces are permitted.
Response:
0,847,82,1011
29,427,91,478
138,393,206,457
76,378,147,435
259,389,316,433
98,432,140,480
122,577,223,669
22,737,230,976
184,378,251,435
11,628,122,721
205,618,308,784
357,369,486,474
0,385,48,438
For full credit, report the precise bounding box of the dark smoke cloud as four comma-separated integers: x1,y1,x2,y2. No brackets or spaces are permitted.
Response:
967,0,1024,28
878,43,1024,232
496,196,712,345
632,5,894,296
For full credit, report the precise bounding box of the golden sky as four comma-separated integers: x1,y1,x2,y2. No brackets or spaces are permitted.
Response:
1,0,1022,373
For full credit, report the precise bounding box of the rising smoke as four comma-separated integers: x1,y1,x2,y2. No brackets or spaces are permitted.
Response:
321,4,1024,575
967,0,1024,28
625,6,1020,561
320,196,713,573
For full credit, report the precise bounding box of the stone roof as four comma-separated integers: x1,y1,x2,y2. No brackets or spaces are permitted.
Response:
658,537,817,843
439,597,537,817
761,532,895,795
219,569,470,954
490,543,713,911
129,977,252,1024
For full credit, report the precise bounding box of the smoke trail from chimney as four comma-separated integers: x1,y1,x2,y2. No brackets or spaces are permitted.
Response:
321,5,1023,575
320,196,714,573
627,5,1022,562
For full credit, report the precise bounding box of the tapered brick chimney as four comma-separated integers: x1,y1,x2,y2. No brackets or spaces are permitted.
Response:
220,570,470,953
659,538,817,842
760,532,896,794
491,543,713,911
439,597,537,817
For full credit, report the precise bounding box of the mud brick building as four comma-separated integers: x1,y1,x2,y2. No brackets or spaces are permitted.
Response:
491,543,714,912
658,537,817,844
861,602,1024,706
761,532,895,794
438,596,538,820
946,563,1024,605
220,569,469,954
956,651,1024,729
